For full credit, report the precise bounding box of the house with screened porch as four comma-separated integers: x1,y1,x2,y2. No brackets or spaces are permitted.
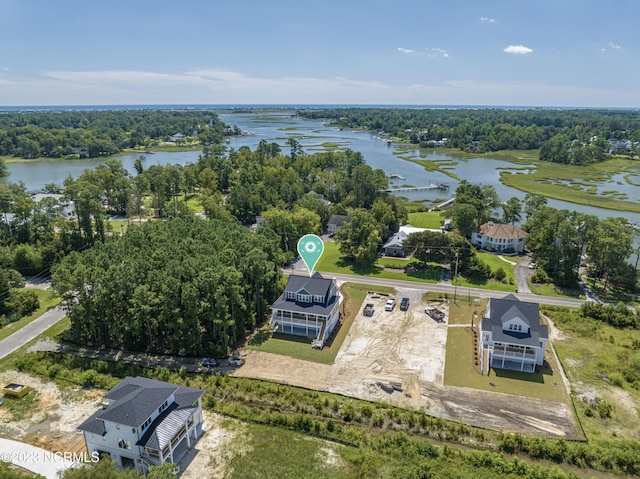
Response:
479,294,548,374
77,376,203,473
270,272,342,348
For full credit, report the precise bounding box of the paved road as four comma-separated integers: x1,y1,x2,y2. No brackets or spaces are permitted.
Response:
0,306,67,360
285,263,584,308
0,437,77,479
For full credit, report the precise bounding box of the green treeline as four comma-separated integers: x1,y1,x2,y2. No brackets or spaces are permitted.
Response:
0,109,233,158
298,108,640,163
51,217,284,356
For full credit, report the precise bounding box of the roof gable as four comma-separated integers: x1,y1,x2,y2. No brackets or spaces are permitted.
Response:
478,222,527,240
284,272,333,297
77,377,203,432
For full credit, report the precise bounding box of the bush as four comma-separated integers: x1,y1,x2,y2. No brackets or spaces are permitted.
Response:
531,269,551,284
493,267,507,282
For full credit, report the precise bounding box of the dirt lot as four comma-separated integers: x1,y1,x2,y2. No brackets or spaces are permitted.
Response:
0,371,97,454
234,286,579,438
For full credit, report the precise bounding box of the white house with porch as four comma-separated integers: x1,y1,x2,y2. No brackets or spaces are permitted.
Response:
479,294,548,374
471,222,527,253
270,272,342,348
77,376,204,474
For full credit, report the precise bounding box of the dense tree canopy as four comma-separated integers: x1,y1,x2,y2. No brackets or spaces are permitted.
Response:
0,109,233,158
52,217,284,356
298,108,640,161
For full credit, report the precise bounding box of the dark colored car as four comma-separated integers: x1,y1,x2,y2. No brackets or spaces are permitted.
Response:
400,297,410,311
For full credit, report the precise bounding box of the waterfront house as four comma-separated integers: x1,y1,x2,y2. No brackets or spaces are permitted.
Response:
270,272,342,348
78,376,204,474
471,222,527,253
479,294,548,374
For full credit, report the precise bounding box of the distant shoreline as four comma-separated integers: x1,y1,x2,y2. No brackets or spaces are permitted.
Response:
2,104,639,112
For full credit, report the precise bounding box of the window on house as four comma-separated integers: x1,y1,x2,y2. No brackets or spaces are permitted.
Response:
298,294,311,303
313,295,324,303
118,439,131,450
517,324,522,331
509,324,513,330
286,291,295,299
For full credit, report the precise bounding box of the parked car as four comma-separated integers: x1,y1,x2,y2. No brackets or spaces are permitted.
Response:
229,355,244,366
400,297,409,311
385,298,396,311
201,358,218,368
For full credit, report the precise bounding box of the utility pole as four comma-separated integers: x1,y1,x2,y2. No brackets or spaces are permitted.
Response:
453,249,459,303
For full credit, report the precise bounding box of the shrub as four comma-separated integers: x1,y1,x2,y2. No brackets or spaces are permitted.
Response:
531,269,551,284
493,267,507,282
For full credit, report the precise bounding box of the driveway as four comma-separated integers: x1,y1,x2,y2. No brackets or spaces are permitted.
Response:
0,437,77,479
514,258,535,294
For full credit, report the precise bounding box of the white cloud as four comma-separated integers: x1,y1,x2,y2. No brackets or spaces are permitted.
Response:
427,48,449,58
397,47,415,54
480,16,495,23
608,42,621,50
503,44,533,55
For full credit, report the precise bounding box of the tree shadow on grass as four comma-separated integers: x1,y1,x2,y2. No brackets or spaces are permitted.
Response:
493,367,545,384
247,327,272,347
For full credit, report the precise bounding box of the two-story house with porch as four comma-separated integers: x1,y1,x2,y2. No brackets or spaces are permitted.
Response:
479,294,548,374
270,272,342,348
471,222,527,253
78,376,204,474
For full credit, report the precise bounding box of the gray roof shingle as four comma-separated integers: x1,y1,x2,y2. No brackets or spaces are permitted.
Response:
480,295,548,347
77,376,203,434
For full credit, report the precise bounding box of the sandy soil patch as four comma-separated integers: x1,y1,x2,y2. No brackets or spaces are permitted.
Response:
329,288,447,401
178,411,238,479
0,371,98,453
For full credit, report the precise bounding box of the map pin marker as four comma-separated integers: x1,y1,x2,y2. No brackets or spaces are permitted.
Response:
297,234,324,277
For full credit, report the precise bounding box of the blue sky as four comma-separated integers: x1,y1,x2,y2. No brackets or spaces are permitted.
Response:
1,0,639,107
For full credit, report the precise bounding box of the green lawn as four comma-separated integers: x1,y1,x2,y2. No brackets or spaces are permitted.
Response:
476,252,517,284
407,211,446,229
444,327,569,403
317,242,442,284
184,194,204,213
529,282,584,299
246,282,395,364
0,289,61,342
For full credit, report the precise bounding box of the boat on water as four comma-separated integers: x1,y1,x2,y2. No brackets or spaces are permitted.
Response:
386,172,406,180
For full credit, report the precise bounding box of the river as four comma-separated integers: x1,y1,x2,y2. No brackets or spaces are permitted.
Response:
2,109,639,225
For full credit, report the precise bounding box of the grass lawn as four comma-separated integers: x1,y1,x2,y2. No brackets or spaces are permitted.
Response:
317,242,441,284
0,289,61,342
476,252,517,285
184,194,204,213
246,282,395,365
444,327,569,403
407,211,446,229
529,281,584,299
443,296,487,326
